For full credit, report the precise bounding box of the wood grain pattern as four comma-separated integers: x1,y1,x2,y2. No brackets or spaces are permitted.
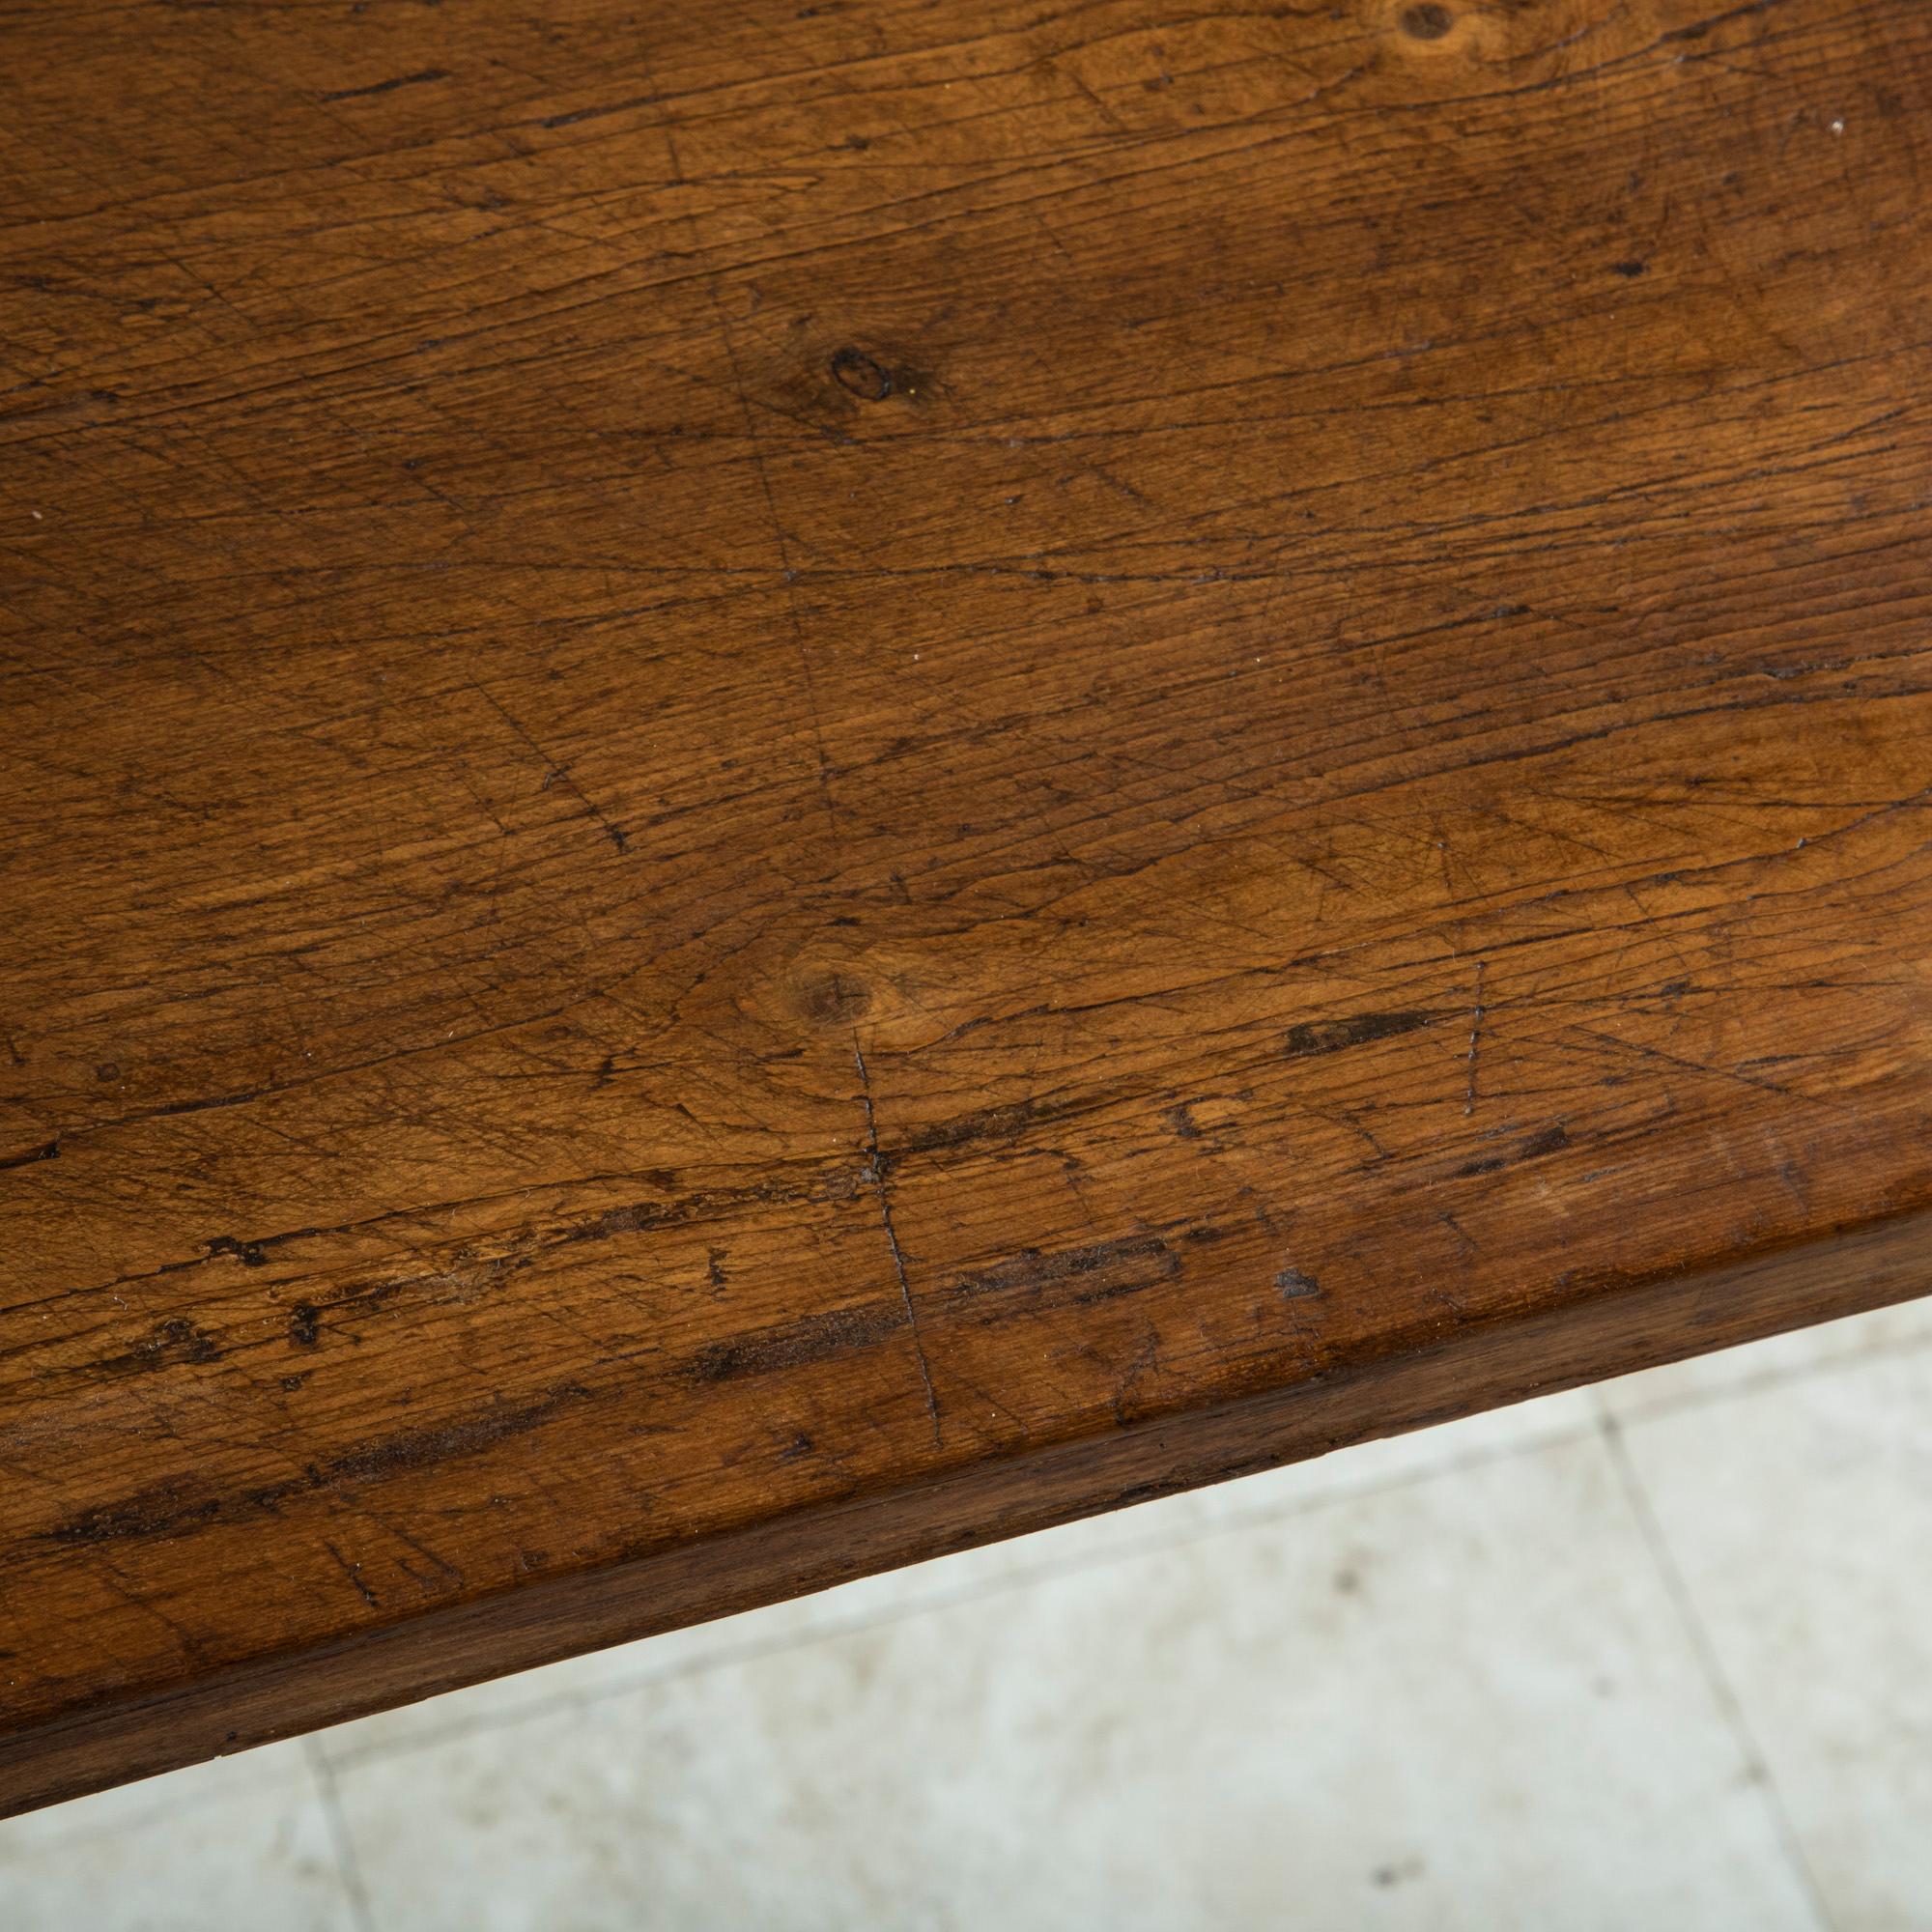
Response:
5,0,1932,1815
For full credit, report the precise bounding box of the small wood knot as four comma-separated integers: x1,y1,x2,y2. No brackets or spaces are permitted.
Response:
1400,3,1453,38
830,347,893,401
796,969,871,1025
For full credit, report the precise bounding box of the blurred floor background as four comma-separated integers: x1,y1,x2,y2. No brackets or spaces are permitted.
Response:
5,1296,1930,1931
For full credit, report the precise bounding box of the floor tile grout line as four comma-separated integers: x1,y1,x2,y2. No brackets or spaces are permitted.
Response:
1598,1411,1841,1932
303,1735,380,1932
1599,1312,1932,1428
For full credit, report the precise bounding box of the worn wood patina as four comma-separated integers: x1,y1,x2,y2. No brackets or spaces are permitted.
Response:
4,0,1932,1814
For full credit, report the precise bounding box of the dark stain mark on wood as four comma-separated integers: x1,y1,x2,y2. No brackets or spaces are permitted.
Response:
688,1303,901,1383
895,1095,1067,1155
556,1176,811,1249
1400,3,1452,38
944,1235,1179,1314
289,1303,322,1349
1183,1223,1232,1245
207,1236,269,1267
1275,1267,1322,1299
1454,1122,1570,1179
99,1317,221,1377
46,1385,596,1548
1283,1011,1438,1058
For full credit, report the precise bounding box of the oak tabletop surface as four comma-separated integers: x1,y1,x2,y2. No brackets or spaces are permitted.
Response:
4,0,1931,1815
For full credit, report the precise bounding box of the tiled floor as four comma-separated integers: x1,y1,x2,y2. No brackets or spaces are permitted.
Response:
7,1300,1931,1931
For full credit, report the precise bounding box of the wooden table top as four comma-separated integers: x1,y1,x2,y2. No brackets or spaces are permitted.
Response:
5,0,1931,1815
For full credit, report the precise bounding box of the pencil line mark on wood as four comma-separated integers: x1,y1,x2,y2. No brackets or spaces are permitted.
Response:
714,312,841,840
319,69,449,103
466,676,629,853
854,1041,942,1443
1464,960,1488,1118
322,1540,381,1609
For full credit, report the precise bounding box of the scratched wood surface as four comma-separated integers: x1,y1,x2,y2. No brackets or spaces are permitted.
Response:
5,0,1932,1814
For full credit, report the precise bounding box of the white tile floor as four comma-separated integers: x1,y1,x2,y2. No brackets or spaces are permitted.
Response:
8,1298,1931,1931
